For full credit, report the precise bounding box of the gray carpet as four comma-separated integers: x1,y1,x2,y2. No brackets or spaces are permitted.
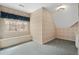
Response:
0,39,77,55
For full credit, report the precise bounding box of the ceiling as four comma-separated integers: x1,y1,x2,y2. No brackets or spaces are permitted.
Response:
0,3,78,28
0,3,60,13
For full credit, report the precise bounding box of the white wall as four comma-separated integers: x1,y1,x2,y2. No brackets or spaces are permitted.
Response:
53,3,78,28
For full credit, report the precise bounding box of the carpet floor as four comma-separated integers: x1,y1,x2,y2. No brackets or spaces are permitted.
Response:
0,39,77,55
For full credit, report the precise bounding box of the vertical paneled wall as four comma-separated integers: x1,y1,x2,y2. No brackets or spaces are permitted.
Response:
56,22,79,41
56,27,75,41
54,3,78,41
30,8,43,44
0,5,30,39
0,18,5,39
30,7,55,44
42,8,55,43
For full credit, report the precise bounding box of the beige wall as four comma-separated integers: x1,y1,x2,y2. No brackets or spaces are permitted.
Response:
30,7,55,44
0,19,30,39
56,27,75,41
0,20,32,48
0,5,31,39
56,21,79,41
42,8,55,43
0,18,5,39
0,5,78,45
0,35,32,48
53,4,78,41
0,5,1,11
30,7,78,43
30,8,43,44
0,19,31,48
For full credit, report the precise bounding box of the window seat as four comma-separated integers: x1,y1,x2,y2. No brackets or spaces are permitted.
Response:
0,35,32,48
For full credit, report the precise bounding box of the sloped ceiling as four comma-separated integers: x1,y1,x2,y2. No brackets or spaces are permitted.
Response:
0,3,78,28
0,3,59,13
53,3,78,28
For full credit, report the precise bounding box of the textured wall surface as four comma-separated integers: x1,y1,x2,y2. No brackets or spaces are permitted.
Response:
30,7,55,44
0,5,30,39
0,5,31,48
56,21,79,41
0,5,1,11
0,19,31,48
42,8,55,43
0,19,31,39
0,4,78,46
30,8,43,44
0,35,32,48
53,3,78,41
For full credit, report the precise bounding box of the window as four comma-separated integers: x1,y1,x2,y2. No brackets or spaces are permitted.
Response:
4,19,29,32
